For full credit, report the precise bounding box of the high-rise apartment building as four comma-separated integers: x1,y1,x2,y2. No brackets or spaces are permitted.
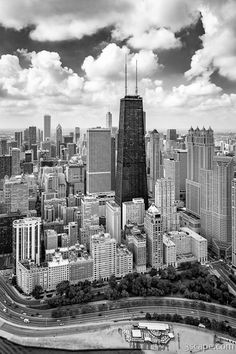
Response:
44,115,51,140
144,204,163,269
106,112,112,130
87,128,111,193
11,148,21,176
155,178,179,232
13,217,41,266
91,232,116,280
106,200,121,243
0,139,8,155
126,227,146,273
81,196,99,229
115,94,148,208
186,127,214,217
149,129,161,195
122,198,145,229
174,149,187,202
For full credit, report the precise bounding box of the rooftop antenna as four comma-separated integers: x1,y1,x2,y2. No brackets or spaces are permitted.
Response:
135,59,138,95
125,53,128,96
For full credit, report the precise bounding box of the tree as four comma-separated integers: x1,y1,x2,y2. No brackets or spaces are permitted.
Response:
108,274,117,289
149,268,157,277
32,285,43,299
56,280,70,295
145,312,152,320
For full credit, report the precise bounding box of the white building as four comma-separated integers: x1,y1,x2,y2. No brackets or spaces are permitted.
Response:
155,178,179,232
116,244,133,278
91,232,116,280
126,227,146,273
13,217,41,268
122,198,145,229
106,200,121,243
81,195,99,228
163,235,176,267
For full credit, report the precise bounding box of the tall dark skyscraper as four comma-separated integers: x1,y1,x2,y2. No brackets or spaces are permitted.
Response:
115,94,148,208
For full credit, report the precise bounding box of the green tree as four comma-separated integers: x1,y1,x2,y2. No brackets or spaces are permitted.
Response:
32,285,43,299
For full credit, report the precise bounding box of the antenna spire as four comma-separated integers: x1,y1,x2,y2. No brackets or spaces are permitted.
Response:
125,53,128,96
135,59,138,95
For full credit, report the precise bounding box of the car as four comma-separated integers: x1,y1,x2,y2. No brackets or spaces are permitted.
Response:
24,318,29,323
57,319,61,322
22,312,26,315
20,316,24,319
59,323,64,326
3,300,6,304
2,308,7,312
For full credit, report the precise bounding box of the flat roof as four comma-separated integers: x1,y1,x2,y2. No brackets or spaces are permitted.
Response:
132,329,142,338
138,322,169,331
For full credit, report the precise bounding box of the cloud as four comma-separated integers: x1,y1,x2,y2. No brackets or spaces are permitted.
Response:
127,28,181,50
186,1,236,81
0,50,84,99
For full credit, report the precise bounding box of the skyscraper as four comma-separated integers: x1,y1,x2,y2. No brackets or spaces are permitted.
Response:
186,127,214,217
149,129,161,195
87,128,111,193
164,158,180,201
106,200,121,243
232,175,236,267
115,94,148,208
11,148,21,175
14,132,23,149
28,126,37,148
74,127,80,144
106,112,112,130
56,124,62,157
144,204,163,269
0,155,12,180
13,217,41,267
212,156,235,258
44,115,51,140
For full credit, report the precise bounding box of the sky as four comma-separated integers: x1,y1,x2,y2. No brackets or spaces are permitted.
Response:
0,0,236,132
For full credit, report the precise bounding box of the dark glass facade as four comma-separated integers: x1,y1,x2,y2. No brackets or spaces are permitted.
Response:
115,95,148,208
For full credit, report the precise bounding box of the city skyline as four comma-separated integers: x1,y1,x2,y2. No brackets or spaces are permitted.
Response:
0,0,236,130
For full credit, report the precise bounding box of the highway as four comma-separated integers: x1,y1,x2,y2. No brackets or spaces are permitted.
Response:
211,261,236,295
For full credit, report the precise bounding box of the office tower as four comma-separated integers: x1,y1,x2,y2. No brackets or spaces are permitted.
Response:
111,136,116,191
25,150,33,162
23,128,29,144
50,144,56,158
174,149,187,202
81,196,99,228
44,115,51,140
126,226,146,273
87,128,111,193
3,176,29,213
23,162,33,175
68,221,78,246
115,94,148,208
186,127,214,217
65,161,85,195
31,144,38,161
155,178,179,232
44,230,58,250
13,217,41,266
106,111,112,129
149,129,161,195
212,156,235,258
91,232,116,280
144,204,163,269
232,176,236,267
143,111,146,134
200,168,213,243
0,155,12,180
0,139,8,155
67,143,76,160
63,135,73,145
167,129,177,141
164,158,180,200
122,198,145,229
14,132,23,149
11,148,21,176
106,200,121,243
56,124,62,157
29,126,37,148
74,127,80,144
